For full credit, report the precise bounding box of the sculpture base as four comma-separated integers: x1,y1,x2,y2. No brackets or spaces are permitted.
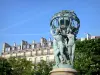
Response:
53,63,73,69
50,68,77,75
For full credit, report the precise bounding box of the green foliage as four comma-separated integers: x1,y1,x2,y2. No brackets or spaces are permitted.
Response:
0,57,12,75
0,38,100,75
74,39,100,75
8,57,33,75
32,60,53,75
0,57,53,75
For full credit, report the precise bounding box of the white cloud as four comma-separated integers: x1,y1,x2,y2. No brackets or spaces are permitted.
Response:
0,19,31,32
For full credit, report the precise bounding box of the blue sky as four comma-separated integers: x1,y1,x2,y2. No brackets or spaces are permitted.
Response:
0,0,100,53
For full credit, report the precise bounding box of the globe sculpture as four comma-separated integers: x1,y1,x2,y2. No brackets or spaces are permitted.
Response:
50,10,80,75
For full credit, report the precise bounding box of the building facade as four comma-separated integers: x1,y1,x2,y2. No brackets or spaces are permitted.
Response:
80,34,100,41
1,37,54,63
1,34,100,63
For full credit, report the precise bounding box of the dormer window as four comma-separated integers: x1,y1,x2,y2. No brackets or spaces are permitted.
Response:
23,45,26,49
5,47,10,52
32,44,35,49
12,47,16,50
46,56,49,62
8,47,10,52
12,47,15,50
37,43,41,48
18,46,20,50
5,48,8,51
27,45,30,49
29,58,32,61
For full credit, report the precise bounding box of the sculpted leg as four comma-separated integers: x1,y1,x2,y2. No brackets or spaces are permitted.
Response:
67,46,72,64
53,40,60,66
65,40,71,64
54,50,60,66
58,41,67,63
71,44,75,65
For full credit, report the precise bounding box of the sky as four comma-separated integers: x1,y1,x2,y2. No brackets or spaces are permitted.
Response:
0,0,100,53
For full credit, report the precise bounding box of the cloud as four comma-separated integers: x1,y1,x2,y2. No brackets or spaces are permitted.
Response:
0,18,31,32
0,10,48,32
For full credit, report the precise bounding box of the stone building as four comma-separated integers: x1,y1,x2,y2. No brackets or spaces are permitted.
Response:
80,34,100,41
1,34,100,63
1,37,54,63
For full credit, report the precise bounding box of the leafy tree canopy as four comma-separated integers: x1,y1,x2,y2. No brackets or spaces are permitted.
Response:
0,57,12,75
0,38,100,75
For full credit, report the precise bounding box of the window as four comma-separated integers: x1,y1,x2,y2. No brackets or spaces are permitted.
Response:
34,57,37,63
23,45,26,49
47,49,50,54
18,46,20,50
8,47,10,51
29,58,32,61
5,48,8,52
27,45,30,49
30,51,32,56
5,47,10,52
24,52,26,56
43,50,47,55
46,56,49,62
40,57,43,61
32,45,35,49
37,57,40,62
12,47,15,50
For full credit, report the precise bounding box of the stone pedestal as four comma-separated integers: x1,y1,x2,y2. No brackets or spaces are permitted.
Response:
50,68,77,75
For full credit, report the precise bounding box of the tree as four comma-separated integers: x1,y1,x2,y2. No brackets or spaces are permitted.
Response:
32,60,53,75
0,57,12,75
8,57,33,75
1,38,100,75
74,39,100,75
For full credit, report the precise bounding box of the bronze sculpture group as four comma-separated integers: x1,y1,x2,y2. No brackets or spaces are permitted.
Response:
50,10,80,68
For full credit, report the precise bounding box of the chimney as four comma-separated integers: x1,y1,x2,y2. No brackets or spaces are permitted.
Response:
21,40,28,50
21,40,24,50
2,42,6,53
40,37,44,46
32,40,35,44
86,33,91,40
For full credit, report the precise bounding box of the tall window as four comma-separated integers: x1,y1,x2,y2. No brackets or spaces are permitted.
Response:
18,46,20,50
48,42,51,47
30,51,32,56
47,49,50,55
27,45,30,49
5,48,8,52
32,44,35,49
24,52,26,56
37,43,41,48
29,58,32,61
34,57,37,63
8,47,10,52
12,47,15,50
5,47,10,52
40,57,43,61
23,45,26,49
46,56,49,62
